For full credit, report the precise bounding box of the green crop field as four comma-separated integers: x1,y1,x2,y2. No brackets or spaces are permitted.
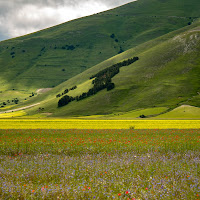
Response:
0,129,200,199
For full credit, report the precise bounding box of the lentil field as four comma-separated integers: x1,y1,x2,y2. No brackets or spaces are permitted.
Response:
0,129,200,199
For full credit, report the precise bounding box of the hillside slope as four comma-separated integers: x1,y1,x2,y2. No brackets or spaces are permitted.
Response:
0,0,199,93
17,20,200,117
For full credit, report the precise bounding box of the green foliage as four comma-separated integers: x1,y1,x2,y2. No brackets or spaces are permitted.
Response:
107,82,115,91
110,33,115,38
58,95,74,107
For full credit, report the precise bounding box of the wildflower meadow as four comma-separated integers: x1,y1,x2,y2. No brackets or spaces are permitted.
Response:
0,129,200,199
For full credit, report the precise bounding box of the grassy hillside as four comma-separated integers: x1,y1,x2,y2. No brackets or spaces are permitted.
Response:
13,19,199,118
155,105,200,119
0,0,198,95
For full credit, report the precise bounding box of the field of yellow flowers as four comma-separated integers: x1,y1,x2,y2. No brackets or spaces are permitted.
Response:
0,119,200,129
0,129,200,199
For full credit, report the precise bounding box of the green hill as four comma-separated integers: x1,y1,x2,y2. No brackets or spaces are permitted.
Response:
0,0,198,92
15,19,199,118
154,105,200,119
0,0,200,118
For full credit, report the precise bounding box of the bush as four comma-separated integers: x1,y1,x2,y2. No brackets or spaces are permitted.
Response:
67,45,75,50
118,46,124,54
110,34,115,38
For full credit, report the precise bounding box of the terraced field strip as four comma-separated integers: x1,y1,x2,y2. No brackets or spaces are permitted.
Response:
0,119,199,129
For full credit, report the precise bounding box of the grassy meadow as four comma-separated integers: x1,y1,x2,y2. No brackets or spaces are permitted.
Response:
0,129,200,199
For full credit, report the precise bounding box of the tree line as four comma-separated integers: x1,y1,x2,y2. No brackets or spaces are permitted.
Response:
56,86,77,98
58,57,139,107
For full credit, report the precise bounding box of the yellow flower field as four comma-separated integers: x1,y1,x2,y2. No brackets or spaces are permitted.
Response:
0,119,199,129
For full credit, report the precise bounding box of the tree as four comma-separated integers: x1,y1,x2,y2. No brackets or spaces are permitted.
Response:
107,82,115,91
118,46,124,54
67,45,75,50
110,33,115,38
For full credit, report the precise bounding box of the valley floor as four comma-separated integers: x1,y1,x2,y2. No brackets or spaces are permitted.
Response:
0,129,199,199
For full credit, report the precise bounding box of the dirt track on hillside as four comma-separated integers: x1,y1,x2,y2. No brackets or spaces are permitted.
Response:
0,103,40,114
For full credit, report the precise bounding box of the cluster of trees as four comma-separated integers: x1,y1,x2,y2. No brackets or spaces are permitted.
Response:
62,45,75,50
1,98,19,107
56,85,77,98
58,95,75,107
13,98,19,104
110,33,119,44
90,57,139,80
57,57,139,107
29,92,35,97
10,51,15,58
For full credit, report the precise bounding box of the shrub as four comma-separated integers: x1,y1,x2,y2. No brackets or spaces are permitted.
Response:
110,34,115,38
118,46,124,54
67,45,75,50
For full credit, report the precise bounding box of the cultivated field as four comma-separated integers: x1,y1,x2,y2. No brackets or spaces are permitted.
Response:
0,129,200,199
0,119,200,129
